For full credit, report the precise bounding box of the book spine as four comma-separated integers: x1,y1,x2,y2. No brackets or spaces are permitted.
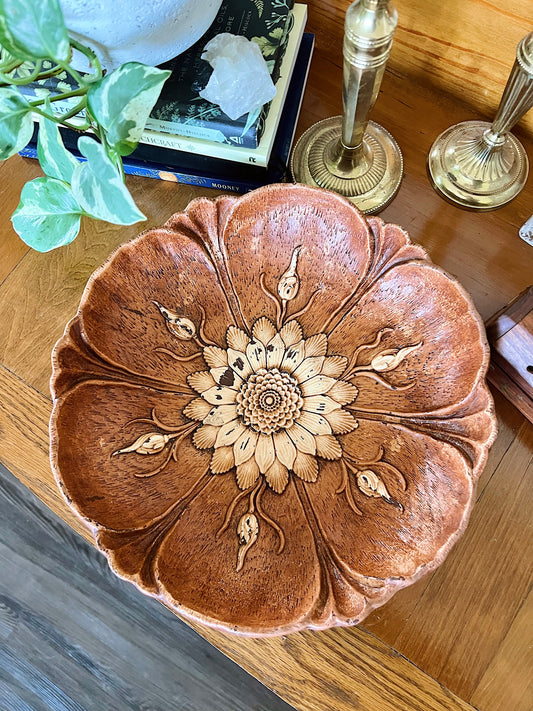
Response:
139,130,269,167
18,145,265,194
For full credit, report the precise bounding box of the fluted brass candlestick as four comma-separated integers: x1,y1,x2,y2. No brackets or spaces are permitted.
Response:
290,0,403,214
428,32,533,210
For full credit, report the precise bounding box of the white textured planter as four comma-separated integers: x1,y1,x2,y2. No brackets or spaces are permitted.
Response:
60,0,223,71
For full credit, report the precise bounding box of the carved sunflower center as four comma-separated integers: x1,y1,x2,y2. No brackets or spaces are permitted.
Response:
236,368,303,435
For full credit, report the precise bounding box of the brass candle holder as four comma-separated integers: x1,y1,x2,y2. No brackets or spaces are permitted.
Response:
428,32,533,210
290,0,403,214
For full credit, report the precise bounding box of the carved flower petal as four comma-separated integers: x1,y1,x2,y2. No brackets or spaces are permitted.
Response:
246,339,267,371
255,433,276,474
187,371,216,394
307,420,474,580
226,325,250,352
324,409,359,434
236,458,260,490
252,316,277,345
51,381,207,531
210,446,235,473
327,261,489,416
321,355,348,378
193,424,219,449
265,460,289,494
77,224,235,389
315,434,342,460
293,451,318,482
328,380,359,405
280,320,302,348
201,404,238,427
183,397,212,421
286,423,316,455
226,348,253,379
281,340,306,373
219,185,372,335
154,475,323,634
210,365,243,390
203,346,228,369
215,420,247,448
233,429,259,466
293,356,325,383
300,375,338,397
304,333,328,357
201,385,237,406
302,395,342,415
273,430,297,470
297,411,332,436
265,333,286,369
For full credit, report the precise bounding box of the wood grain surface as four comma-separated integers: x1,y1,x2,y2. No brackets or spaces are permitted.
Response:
1,0,532,708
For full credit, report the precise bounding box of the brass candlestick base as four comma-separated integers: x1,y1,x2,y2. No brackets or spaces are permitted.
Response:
291,116,403,213
428,31,533,211
291,0,402,214
427,121,529,210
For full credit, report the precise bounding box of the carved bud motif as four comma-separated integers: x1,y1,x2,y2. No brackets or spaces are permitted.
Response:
278,246,301,301
370,343,422,372
153,301,196,340
113,432,169,456
236,512,259,572
356,469,391,500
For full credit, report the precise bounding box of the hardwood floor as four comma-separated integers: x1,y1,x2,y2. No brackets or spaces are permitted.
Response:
0,463,294,711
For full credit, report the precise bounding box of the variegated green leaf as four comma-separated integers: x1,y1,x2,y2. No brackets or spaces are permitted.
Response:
11,176,82,251
0,87,33,159
71,136,145,224
87,62,171,156
0,0,70,62
37,103,79,182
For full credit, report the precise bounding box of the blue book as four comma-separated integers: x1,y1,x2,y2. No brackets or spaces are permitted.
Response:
20,34,314,195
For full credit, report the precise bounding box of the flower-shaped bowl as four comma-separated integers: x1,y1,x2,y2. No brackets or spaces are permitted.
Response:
50,184,497,636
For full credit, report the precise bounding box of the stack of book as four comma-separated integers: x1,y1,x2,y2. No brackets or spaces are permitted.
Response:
18,0,314,193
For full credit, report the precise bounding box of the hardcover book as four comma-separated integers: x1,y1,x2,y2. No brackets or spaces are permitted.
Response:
15,0,295,149
20,34,315,195
146,0,295,147
139,3,307,167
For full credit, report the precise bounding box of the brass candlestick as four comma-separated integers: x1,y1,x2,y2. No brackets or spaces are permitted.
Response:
428,32,533,210
290,0,403,214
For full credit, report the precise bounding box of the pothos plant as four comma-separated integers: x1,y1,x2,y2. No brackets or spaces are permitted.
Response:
0,0,171,252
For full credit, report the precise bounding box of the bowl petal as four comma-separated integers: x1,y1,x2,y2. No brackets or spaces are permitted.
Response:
214,184,373,334
306,419,474,582
154,475,329,635
78,226,235,387
328,261,489,416
51,380,207,531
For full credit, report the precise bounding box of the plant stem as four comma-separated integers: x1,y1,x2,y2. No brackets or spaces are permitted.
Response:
0,59,23,73
29,87,87,106
0,60,43,85
62,38,103,85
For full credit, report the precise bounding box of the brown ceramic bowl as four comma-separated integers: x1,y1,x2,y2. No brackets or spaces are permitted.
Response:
50,184,497,636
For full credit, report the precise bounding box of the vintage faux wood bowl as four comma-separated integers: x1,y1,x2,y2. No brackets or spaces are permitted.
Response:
50,184,497,636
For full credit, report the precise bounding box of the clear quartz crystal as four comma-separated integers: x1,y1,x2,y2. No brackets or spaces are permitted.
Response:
199,34,276,120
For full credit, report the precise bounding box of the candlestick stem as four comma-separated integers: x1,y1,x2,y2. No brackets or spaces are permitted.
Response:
291,0,403,214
